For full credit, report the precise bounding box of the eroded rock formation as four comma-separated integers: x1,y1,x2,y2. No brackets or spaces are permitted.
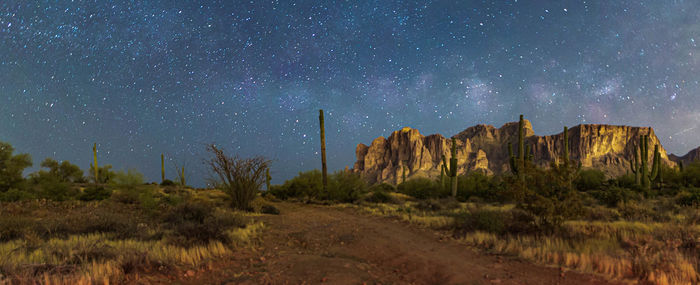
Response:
353,121,681,184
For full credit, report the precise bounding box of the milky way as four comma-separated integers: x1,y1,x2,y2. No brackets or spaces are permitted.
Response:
1,1,699,185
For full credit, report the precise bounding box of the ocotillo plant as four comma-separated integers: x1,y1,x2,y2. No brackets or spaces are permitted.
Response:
319,109,328,192
161,154,165,183
93,143,99,183
629,135,661,189
508,115,528,181
442,137,458,198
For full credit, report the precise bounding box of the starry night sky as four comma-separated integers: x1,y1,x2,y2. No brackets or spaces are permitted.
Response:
1,1,699,186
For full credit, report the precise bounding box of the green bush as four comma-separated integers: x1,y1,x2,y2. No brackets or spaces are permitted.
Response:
111,169,145,189
326,171,367,202
0,188,36,202
40,158,84,183
28,172,78,201
364,190,394,203
456,172,498,201
79,186,112,201
261,204,280,215
368,183,396,193
676,188,700,207
160,179,176,186
163,202,248,245
397,178,445,199
590,186,637,207
269,170,323,200
575,169,606,191
0,141,33,193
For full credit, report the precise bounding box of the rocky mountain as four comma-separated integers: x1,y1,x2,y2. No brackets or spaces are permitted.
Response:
669,147,700,166
353,120,682,185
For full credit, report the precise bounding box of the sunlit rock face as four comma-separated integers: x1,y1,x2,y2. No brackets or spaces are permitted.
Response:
353,120,678,185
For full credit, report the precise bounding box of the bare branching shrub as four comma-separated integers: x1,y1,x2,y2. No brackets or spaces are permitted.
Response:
205,144,269,210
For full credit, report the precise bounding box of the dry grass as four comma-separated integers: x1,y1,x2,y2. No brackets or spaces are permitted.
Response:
348,201,700,285
0,222,264,284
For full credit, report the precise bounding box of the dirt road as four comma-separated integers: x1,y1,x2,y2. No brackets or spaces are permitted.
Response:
186,202,615,284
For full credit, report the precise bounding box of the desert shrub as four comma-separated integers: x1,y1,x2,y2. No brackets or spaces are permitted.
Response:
0,188,36,202
453,209,506,235
0,141,32,192
163,201,248,245
111,169,145,189
0,215,34,241
368,182,396,193
681,161,700,187
89,164,116,184
456,172,498,201
452,208,537,236
612,173,638,189
160,179,176,186
618,201,663,222
582,205,621,221
676,188,700,207
29,172,78,201
589,186,637,207
269,170,323,200
506,164,584,229
414,198,459,212
397,178,445,199
39,158,84,183
78,186,112,201
261,204,280,215
327,171,367,202
574,169,606,191
364,190,394,204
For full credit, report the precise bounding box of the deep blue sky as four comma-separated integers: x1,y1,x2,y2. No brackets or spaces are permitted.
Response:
1,1,699,186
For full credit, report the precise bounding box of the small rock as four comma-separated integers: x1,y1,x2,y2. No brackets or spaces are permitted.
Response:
185,270,195,277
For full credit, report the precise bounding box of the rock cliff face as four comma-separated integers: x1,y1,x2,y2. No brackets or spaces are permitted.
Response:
353,121,680,185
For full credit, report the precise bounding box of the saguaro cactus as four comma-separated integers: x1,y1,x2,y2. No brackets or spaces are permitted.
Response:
266,168,271,191
563,126,570,166
442,137,459,198
161,154,165,183
440,163,446,190
319,109,328,192
93,143,99,184
508,115,529,181
630,135,661,189
181,166,186,187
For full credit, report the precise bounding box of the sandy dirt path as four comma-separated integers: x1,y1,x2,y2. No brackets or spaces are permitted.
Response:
181,202,617,285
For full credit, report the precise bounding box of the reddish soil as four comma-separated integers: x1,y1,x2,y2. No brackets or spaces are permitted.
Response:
174,202,618,285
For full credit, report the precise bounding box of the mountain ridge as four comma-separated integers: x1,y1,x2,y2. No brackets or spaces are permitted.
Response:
353,120,693,185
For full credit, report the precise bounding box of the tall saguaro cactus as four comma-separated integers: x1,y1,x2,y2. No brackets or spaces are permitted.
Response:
508,115,530,181
266,168,271,191
181,166,186,187
442,137,459,198
93,143,99,184
319,109,328,192
161,154,165,183
630,135,661,189
563,126,570,167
